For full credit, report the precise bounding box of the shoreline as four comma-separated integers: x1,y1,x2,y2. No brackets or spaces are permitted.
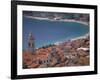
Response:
35,33,89,49
54,33,89,46
24,15,89,47
24,15,89,26
71,33,89,41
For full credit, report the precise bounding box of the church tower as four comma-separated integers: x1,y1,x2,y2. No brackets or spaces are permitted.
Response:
28,33,35,53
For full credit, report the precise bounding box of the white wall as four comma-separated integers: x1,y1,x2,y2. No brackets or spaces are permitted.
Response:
0,0,99,80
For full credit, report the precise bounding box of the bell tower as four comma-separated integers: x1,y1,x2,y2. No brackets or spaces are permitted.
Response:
28,32,35,53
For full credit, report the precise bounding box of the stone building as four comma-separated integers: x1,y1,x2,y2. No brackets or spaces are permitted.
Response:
28,33,35,53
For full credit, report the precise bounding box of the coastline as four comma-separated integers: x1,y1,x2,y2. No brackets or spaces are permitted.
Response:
54,33,89,46
24,15,89,26
71,33,89,41
24,15,89,46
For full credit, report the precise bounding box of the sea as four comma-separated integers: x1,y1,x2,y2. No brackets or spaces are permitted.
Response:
23,17,89,49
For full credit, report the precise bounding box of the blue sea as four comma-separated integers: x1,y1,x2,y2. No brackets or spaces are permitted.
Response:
23,17,89,49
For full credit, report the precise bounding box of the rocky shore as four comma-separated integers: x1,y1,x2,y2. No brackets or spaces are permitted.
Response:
23,35,90,69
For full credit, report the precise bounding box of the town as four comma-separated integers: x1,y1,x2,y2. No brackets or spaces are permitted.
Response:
23,33,90,69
